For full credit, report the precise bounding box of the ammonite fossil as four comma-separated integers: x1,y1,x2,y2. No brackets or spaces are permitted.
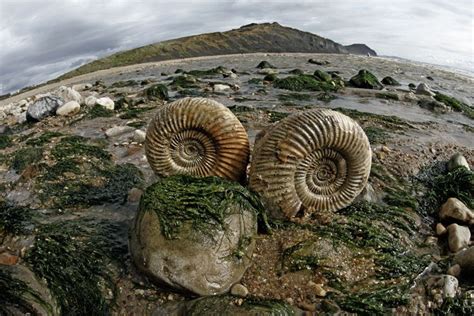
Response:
249,109,371,218
145,97,250,181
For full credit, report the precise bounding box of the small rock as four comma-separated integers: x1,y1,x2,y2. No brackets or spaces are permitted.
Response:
440,198,473,223
299,302,316,312
18,99,28,107
0,252,19,265
56,86,82,103
84,95,98,107
230,284,249,298
416,83,435,96
257,68,278,75
132,130,146,143
454,247,474,278
56,101,80,116
381,76,400,86
436,223,447,236
447,224,471,252
0,125,10,135
441,275,459,298
96,97,115,110
314,284,327,297
447,264,461,278
127,188,143,203
418,99,449,113
447,153,470,171
26,96,64,122
213,84,231,93
425,236,438,245
256,61,276,69
105,126,134,137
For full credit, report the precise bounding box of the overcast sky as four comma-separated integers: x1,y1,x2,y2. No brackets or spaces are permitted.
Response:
0,0,472,94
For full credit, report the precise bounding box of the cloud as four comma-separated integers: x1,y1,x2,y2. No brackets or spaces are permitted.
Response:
0,0,472,94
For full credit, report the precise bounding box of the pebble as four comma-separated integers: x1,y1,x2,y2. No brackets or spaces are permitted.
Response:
447,264,461,278
447,153,470,171
213,84,231,93
436,223,447,236
416,83,435,96
132,130,146,143
314,284,327,297
230,283,249,298
96,97,115,110
56,100,80,116
447,224,471,252
105,126,134,138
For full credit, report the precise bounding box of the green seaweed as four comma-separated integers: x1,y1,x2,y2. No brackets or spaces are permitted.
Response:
266,110,290,123
364,126,390,144
313,69,332,82
119,106,155,119
248,78,262,85
263,73,278,82
51,136,111,161
278,93,311,102
186,66,228,77
434,93,474,119
140,175,266,239
87,104,114,118
126,121,146,128
0,202,33,235
0,134,12,149
274,74,337,92
25,131,63,146
110,79,139,88
145,83,169,100
375,92,399,101
25,218,128,315
435,294,474,316
170,75,198,89
11,147,43,172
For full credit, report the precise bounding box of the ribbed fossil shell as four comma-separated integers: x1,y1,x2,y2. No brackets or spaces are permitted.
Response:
145,97,250,181
249,109,371,218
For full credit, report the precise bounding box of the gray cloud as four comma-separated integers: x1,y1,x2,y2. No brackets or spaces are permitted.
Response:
0,0,472,94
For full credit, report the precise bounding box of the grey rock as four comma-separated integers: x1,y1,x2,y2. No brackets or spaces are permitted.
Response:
440,198,473,223
454,247,474,278
105,126,134,138
447,224,471,252
84,95,98,107
130,193,257,295
26,96,63,122
441,275,459,298
56,100,80,116
96,97,115,110
355,183,378,203
418,99,449,113
56,86,82,103
416,83,435,96
448,153,470,171
132,130,146,143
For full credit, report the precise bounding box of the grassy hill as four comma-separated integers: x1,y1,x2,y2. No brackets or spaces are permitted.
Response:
57,22,376,80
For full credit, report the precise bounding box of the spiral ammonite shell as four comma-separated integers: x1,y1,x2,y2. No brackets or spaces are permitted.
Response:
249,109,371,218
145,97,250,181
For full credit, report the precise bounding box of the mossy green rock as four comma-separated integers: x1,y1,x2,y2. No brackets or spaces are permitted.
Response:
349,69,383,90
313,69,332,82
153,295,303,315
130,175,258,295
263,73,278,82
145,83,169,100
273,74,336,92
381,76,400,86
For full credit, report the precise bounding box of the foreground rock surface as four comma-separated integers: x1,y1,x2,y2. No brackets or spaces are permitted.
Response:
130,175,258,295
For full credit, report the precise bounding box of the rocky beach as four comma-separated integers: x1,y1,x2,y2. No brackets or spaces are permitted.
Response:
1,52,473,315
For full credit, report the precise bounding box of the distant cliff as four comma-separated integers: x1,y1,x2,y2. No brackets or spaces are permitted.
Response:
58,22,377,80
345,44,377,56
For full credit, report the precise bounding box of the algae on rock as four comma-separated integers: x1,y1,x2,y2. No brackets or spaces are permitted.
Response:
130,175,260,295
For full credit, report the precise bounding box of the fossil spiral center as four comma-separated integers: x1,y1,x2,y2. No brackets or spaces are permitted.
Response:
169,130,217,171
295,148,347,198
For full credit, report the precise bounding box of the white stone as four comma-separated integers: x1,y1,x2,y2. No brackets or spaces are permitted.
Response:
96,97,114,110
56,101,81,116
447,224,471,252
72,83,92,91
132,130,146,143
416,83,435,96
84,96,98,107
230,284,249,297
440,198,473,223
56,86,82,103
105,126,134,138
448,153,470,171
18,99,28,107
213,84,231,93
441,275,459,298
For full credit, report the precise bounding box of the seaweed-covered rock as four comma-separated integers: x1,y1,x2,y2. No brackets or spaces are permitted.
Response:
349,69,383,90
263,73,278,82
418,99,449,113
145,84,169,100
256,61,275,69
289,68,303,75
313,69,332,82
130,175,259,295
273,74,336,92
0,265,59,315
381,76,400,86
153,295,303,316
26,96,64,122
308,59,330,65
416,83,434,96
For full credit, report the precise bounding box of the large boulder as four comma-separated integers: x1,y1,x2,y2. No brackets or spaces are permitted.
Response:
130,175,258,296
349,69,383,90
454,247,474,279
447,224,471,252
26,96,63,122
